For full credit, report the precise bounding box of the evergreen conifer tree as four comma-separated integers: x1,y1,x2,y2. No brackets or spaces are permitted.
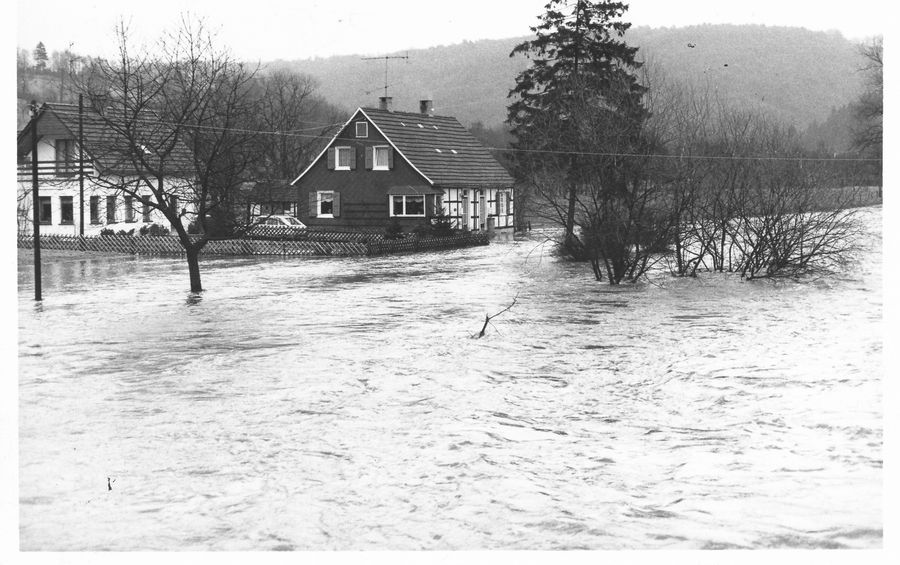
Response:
507,1,648,250
33,42,48,71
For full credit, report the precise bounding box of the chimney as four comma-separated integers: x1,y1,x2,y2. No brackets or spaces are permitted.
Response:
419,99,434,115
378,96,393,111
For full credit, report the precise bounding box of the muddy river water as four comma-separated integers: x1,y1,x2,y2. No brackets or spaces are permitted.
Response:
18,207,882,550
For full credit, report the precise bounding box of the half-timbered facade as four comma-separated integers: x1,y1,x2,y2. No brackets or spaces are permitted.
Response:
292,100,515,231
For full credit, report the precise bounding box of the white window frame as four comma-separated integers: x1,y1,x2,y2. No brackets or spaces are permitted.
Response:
317,191,335,219
334,146,352,171
373,146,390,171
390,194,426,217
355,122,368,138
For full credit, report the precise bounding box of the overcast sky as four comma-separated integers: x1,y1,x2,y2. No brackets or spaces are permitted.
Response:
15,0,888,62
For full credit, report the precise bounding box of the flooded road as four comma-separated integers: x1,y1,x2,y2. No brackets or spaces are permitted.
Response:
18,207,882,550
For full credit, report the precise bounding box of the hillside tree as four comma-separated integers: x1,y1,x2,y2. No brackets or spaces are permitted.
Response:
33,42,48,71
852,36,882,187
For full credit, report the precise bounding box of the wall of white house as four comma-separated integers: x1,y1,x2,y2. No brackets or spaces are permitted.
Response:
442,187,514,231
19,136,195,235
16,178,191,236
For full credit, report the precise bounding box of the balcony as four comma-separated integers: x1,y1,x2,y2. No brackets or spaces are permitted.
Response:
17,161,95,181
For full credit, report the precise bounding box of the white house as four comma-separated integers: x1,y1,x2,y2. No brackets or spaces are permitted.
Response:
16,102,196,236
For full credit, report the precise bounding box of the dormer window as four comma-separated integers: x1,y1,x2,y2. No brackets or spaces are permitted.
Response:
355,122,368,138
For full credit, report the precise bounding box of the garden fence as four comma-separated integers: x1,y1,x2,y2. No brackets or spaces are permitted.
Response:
17,232,489,257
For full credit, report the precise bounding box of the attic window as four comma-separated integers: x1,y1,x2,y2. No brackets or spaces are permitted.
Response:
400,122,406,127
450,149,458,154
417,124,424,128
432,125,439,130
435,148,442,153
355,122,368,138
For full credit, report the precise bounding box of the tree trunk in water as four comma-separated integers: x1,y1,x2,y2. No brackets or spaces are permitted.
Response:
186,247,202,292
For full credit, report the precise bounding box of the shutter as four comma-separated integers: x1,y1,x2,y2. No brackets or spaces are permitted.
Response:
388,147,394,169
427,194,436,217
308,192,318,217
333,191,341,218
327,147,335,170
349,147,357,170
365,146,373,170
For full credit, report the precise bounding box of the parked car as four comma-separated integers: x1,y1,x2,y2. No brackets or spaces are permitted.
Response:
246,215,308,239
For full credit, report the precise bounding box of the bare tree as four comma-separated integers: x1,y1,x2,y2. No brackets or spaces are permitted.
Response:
252,70,342,180
72,17,260,292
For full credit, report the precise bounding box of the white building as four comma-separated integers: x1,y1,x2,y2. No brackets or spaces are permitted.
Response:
16,102,195,236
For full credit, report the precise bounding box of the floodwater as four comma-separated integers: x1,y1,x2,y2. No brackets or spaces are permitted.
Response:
18,207,882,550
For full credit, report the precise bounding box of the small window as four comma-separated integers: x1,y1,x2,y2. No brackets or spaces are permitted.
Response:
390,195,425,217
60,196,74,224
374,146,390,170
90,196,101,224
106,196,117,223
335,147,352,170
55,139,76,175
355,122,368,138
124,196,134,222
39,196,52,224
318,191,334,218
141,197,151,222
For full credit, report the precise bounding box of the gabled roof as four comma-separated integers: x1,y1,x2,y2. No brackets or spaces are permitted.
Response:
360,107,514,187
17,102,195,176
292,106,515,188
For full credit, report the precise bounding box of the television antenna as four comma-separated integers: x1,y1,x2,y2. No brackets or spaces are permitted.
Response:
361,52,409,99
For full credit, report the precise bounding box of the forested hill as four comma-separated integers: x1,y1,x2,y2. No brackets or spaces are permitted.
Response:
271,24,866,129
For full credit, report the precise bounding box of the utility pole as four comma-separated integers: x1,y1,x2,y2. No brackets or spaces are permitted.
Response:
78,94,85,237
361,52,409,99
29,102,42,301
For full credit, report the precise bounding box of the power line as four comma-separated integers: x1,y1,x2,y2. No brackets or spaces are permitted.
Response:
74,111,882,163
484,146,883,163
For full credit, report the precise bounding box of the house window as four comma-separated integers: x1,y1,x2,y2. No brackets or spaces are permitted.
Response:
318,191,334,218
90,196,100,224
124,196,134,222
55,139,76,175
335,147,352,170
39,196,52,224
106,196,117,223
374,146,390,170
391,195,425,217
355,122,368,138
142,197,151,222
60,196,74,225
498,191,509,216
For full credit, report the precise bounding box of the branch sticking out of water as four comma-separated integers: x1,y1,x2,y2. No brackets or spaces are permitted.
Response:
473,294,519,338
